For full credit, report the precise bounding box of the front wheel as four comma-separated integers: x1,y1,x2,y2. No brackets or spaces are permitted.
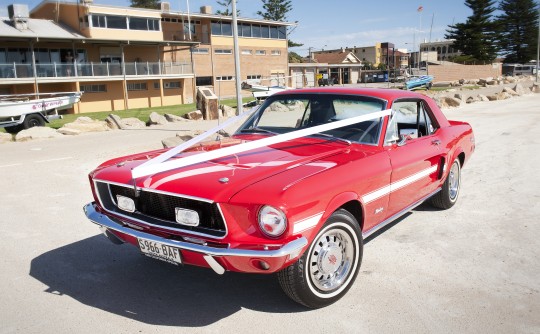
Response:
277,209,363,308
430,158,461,209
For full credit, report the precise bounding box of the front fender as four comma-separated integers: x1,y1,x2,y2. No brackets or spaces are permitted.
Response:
321,191,363,229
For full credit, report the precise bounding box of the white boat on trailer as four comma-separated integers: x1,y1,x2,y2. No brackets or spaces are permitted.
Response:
241,82,289,100
0,91,82,133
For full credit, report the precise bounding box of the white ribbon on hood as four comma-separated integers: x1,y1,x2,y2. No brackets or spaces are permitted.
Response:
131,108,392,179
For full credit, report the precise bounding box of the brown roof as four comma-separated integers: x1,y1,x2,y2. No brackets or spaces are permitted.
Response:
313,52,360,64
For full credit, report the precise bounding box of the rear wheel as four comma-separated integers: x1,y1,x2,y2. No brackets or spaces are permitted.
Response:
23,114,45,129
430,158,461,209
277,209,363,308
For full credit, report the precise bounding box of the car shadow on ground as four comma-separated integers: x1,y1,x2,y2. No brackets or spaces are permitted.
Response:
29,235,307,326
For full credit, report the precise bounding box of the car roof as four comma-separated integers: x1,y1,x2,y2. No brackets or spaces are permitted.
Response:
273,87,426,101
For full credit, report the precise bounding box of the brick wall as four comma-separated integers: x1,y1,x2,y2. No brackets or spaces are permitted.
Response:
429,64,502,82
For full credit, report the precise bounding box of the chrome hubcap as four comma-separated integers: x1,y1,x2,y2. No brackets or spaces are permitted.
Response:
448,162,460,201
309,228,354,292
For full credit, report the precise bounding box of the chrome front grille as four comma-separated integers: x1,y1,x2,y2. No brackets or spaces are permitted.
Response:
95,181,226,238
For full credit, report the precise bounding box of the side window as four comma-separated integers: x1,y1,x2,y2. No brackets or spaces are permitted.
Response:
384,99,437,145
419,101,438,135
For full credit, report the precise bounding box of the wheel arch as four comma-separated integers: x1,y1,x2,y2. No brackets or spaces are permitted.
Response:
322,192,364,231
26,112,50,124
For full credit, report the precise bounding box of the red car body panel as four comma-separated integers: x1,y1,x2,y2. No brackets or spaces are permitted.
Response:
84,88,474,274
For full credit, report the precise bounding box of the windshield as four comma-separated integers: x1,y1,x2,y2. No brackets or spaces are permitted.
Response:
236,94,386,145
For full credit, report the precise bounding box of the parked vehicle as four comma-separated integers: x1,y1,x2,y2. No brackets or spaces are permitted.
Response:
0,91,82,133
404,75,433,90
84,88,475,308
502,63,537,76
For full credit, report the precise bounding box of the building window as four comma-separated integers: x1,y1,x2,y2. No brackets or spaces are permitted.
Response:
129,17,159,31
247,75,261,79
241,23,252,37
211,21,232,36
270,26,278,38
192,48,209,54
196,76,213,86
91,15,106,28
215,49,232,54
261,25,270,38
271,50,281,56
278,26,286,39
255,50,266,55
91,15,159,31
80,84,106,93
127,82,147,91
252,24,261,38
164,81,181,89
106,15,127,29
216,76,235,81
153,82,160,89
212,21,286,39
241,49,252,55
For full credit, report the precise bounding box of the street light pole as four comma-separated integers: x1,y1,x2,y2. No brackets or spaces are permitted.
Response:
231,0,242,115
536,5,540,83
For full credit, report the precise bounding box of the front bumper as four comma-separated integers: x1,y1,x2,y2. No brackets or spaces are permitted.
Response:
83,202,308,274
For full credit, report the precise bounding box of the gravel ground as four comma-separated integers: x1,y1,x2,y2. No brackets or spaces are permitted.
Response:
0,90,539,333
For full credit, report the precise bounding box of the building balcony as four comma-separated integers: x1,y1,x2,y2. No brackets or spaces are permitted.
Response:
0,62,194,83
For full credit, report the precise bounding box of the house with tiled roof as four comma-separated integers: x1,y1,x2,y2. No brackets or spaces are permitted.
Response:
288,50,363,88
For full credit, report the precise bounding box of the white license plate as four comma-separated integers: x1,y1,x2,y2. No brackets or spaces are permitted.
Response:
138,238,182,265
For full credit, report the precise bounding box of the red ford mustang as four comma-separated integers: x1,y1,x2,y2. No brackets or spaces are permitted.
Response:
84,88,474,308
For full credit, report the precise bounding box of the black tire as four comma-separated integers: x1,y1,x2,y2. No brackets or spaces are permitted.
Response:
23,114,45,129
430,158,461,209
277,209,363,308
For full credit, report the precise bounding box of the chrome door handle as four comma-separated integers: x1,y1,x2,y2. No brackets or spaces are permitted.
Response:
432,139,441,146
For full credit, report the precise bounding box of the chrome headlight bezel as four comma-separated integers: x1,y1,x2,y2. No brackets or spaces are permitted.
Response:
258,205,287,238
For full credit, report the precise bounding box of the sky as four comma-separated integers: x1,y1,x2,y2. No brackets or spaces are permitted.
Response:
4,0,475,55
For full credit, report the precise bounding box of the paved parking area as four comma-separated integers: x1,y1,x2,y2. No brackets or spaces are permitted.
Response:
0,94,539,333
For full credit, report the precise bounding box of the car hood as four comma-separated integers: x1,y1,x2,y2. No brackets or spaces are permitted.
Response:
92,136,349,202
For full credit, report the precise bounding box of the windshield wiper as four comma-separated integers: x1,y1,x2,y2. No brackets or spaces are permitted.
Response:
310,133,352,145
240,127,278,135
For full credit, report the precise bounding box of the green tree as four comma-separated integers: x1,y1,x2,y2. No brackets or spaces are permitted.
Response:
215,0,240,16
256,0,292,21
445,0,499,63
130,0,160,9
496,0,539,64
288,51,303,63
257,1,303,48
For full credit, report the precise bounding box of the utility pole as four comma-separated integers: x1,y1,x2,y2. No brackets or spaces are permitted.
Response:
232,0,243,115
536,3,539,82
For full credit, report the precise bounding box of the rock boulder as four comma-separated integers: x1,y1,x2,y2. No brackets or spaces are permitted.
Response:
105,114,123,130
148,112,168,126
185,110,203,120
119,118,146,129
164,113,190,122
15,127,63,142
220,105,236,118
63,117,109,132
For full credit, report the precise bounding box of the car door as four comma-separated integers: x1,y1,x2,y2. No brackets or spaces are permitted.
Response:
383,98,445,217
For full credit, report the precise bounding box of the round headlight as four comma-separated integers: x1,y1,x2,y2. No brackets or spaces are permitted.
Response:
258,205,287,238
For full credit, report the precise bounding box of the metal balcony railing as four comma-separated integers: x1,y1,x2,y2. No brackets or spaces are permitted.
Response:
0,62,193,79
